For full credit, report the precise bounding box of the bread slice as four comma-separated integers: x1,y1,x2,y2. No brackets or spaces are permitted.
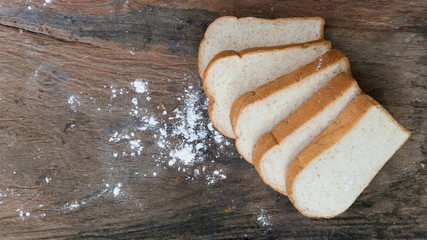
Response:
204,40,331,138
231,50,350,163
252,73,361,195
198,16,325,78
286,95,410,218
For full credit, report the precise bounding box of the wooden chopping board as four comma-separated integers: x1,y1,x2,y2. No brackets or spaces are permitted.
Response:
0,1,425,239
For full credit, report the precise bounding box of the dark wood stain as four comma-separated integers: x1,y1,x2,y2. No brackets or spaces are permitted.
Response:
0,0,426,239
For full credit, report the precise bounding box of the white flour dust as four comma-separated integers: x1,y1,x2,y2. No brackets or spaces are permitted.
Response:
42,74,231,219
257,208,272,228
131,79,148,94
113,183,122,197
15,208,31,221
67,94,81,112
43,0,52,6
0,191,4,205
107,75,231,186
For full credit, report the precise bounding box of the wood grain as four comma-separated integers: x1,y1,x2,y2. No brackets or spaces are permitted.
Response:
0,0,426,239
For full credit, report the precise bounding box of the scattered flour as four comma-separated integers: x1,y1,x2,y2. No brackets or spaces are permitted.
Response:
67,202,81,211
16,208,24,220
158,77,228,168
67,95,81,112
15,208,31,220
170,144,196,165
257,208,272,228
111,87,117,98
113,183,122,197
109,131,131,143
132,97,138,106
7,73,235,220
98,74,231,211
206,169,227,185
129,140,143,156
137,75,229,184
131,79,148,94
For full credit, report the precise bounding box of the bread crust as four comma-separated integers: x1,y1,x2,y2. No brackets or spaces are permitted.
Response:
272,73,360,141
252,132,278,172
286,95,373,218
198,16,326,78
229,49,346,161
230,91,258,136
251,73,360,196
202,50,237,101
252,132,287,194
285,94,410,218
254,49,348,99
204,40,331,138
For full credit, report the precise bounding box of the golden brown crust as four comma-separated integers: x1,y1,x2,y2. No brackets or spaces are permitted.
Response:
272,73,361,141
252,132,288,194
203,50,242,138
198,16,326,78
240,39,330,58
205,40,331,106
252,132,277,172
229,48,344,162
254,49,347,98
319,18,325,39
233,49,349,138
285,94,411,218
285,95,375,209
292,129,410,219
198,37,206,78
238,39,329,55
202,50,238,101
230,92,259,133
217,40,334,114
207,100,235,139
203,40,331,139
251,73,360,196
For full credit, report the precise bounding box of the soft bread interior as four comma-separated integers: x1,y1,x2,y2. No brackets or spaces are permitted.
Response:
288,95,410,217
257,74,361,195
233,50,349,162
205,41,331,138
199,17,324,77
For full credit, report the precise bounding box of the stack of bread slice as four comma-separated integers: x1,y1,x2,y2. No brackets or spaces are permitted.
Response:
199,16,410,218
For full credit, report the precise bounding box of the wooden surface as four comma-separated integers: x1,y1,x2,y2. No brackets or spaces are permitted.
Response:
0,1,426,239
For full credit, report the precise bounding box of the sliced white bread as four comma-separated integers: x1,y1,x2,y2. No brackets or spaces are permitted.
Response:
286,95,410,218
231,50,350,163
252,73,362,195
204,40,332,138
198,16,325,78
